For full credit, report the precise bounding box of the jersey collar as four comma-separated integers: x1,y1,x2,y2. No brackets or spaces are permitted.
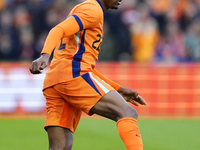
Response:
96,0,105,14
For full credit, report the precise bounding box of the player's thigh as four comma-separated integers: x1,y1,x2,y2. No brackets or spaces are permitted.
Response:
47,126,73,150
43,87,81,133
90,90,138,121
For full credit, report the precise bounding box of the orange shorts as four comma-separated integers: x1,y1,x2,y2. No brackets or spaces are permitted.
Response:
43,87,82,133
43,72,114,132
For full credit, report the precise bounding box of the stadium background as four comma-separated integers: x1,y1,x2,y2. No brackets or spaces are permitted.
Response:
0,0,200,150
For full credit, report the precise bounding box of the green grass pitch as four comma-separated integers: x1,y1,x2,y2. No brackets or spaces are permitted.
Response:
0,118,199,150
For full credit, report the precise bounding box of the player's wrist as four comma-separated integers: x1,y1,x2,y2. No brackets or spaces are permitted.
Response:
117,86,124,93
40,53,50,59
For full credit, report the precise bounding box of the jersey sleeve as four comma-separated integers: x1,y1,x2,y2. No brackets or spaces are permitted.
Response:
41,26,64,55
57,16,80,36
41,17,80,55
93,68,121,91
67,3,102,31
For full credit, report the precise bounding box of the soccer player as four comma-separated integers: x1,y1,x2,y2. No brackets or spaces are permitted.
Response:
29,0,147,150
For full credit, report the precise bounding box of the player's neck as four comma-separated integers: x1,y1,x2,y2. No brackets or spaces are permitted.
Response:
98,0,109,12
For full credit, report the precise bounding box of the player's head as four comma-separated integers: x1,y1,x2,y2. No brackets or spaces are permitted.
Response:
100,0,122,10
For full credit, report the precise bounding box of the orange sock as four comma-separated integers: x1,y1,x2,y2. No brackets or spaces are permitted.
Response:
117,117,143,150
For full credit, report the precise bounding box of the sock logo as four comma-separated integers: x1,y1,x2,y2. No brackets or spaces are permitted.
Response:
136,134,141,138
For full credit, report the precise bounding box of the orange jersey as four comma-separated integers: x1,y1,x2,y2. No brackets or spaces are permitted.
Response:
43,0,105,90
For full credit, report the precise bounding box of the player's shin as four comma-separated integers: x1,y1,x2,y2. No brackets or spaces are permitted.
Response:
117,117,143,150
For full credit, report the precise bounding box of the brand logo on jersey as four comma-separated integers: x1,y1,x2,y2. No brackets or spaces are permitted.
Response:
136,134,141,138
62,76,71,79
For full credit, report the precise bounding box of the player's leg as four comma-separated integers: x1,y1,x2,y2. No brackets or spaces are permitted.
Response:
54,73,143,150
90,90,143,150
47,126,73,150
43,87,82,150
90,90,138,121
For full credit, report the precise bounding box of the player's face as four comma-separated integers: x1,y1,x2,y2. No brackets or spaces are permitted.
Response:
104,0,122,10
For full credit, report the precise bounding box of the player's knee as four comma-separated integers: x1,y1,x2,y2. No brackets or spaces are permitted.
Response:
118,105,138,121
48,135,73,150
47,127,73,150
129,106,138,119
49,142,72,150
64,139,73,150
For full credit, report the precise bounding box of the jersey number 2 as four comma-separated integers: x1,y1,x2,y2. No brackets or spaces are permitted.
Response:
92,34,102,51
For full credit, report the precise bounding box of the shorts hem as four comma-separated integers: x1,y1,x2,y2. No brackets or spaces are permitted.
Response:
44,125,74,133
87,89,116,116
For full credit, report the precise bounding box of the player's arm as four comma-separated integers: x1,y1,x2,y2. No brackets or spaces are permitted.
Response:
29,17,80,74
41,16,80,55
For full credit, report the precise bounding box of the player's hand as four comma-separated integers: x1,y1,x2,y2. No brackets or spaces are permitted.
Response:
29,53,50,74
118,87,146,106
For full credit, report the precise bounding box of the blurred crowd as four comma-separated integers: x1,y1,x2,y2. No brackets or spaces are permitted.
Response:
0,0,200,62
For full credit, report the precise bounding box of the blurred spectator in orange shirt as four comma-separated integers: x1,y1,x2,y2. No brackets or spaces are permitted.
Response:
130,3,159,62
